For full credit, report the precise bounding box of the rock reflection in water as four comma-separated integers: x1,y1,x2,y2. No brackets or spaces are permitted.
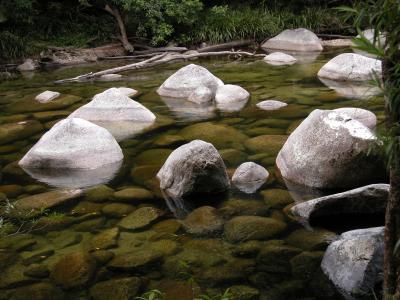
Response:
160,96,216,121
92,120,155,141
20,160,122,188
319,78,381,99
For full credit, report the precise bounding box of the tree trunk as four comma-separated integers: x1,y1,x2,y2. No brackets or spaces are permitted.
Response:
104,4,134,53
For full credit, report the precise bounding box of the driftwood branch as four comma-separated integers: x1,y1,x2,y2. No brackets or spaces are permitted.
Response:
54,51,265,84
197,40,255,53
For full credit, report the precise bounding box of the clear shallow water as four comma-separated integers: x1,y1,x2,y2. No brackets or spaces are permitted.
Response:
0,49,385,300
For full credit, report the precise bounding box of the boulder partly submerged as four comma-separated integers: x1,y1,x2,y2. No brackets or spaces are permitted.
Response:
157,64,224,98
157,140,230,216
317,53,382,81
263,52,297,66
262,28,323,52
291,184,389,224
276,109,384,189
19,118,123,169
321,227,384,299
232,162,269,193
319,77,382,100
215,84,250,112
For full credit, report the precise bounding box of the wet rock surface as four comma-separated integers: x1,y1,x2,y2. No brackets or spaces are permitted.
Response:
262,28,323,52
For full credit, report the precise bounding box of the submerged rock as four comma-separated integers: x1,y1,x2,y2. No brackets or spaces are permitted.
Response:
90,277,142,300
215,84,250,112
118,206,163,230
0,120,43,145
99,73,122,81
157,140,230,201
232,162,269,193
224,216,286,243
263,52,297,65
19,118,123,169
35,91,60,103
276,109,384,189
256,100,288,111
50,251,97,290
108,249,163,272
292,184,389,224
317,53,382,81
321,227,384,299
262,28,323,52
157,64,223,98
182,206,224,235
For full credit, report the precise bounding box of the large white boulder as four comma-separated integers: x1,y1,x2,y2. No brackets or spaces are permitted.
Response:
276,109,384,189
215,84,250,112
157,140,230,200
69,88,155,122
333,107,377,129
157,64,224,98
263,52,297,65
321,227,384,299
232,162,269,193
19,118,123,169
262,28,323,52
317,53,382,81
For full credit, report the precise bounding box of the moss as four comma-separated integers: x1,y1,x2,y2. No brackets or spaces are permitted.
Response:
113,187,154,203
134,149,172,166
285,228,337,251
257,243,302,274
83,185,115,203
244,135,287,155
261,189,294,209
0,121,43,146
219,149,248,167
6,94,82,113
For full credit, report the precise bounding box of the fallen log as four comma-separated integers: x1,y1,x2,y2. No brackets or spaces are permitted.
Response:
99,52,165,60
197,40,255,53
54,50,266,84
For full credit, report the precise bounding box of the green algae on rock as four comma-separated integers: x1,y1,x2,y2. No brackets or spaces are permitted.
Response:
118,206,164,231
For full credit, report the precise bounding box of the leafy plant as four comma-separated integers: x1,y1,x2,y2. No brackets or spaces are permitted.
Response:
135,289,165,300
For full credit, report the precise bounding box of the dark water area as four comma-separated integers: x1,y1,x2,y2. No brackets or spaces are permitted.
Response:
0,48,386,299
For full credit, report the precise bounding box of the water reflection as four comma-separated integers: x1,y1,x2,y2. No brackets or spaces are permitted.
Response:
20,160,123,188
92,120,155,141
160,96,216,121
319,78,381,99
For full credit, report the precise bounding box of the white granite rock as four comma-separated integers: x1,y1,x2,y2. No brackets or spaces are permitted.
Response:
232,162,269,193
263,52,297,65
256,100,288,111
215,84,250,112
35,91,61,103
262,28,323,52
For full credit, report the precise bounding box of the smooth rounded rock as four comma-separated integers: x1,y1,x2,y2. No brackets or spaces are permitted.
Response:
276,109,384,189
256,100,288,111
157,140,230,200
188,86,213,104
263,52,297,65
117,87,138,97
232,162,269,193
262,28,323,52
317,53,382,81
19,118,123,169
157,64,223,98
90,277,141,300
17,59,39,72
333,107,377,129
35,91,60,103
215,84,250,112
182,206,224,235
118,206,163,230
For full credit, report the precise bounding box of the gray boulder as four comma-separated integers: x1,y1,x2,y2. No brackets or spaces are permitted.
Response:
157,64,223,98
232,162,269,193
276,109,384,189
157,140,230,199
291,184,389,223
262,28,323,52
215,84,250,112
19,118,123,169
317,53,382,81
263,52,297,65
333,107,377,129
69,88,155,122
321,227,384,299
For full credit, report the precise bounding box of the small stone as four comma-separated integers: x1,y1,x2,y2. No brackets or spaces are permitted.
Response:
286,228,337,251
244,135,287,155
84,185,115,202
108,249,163,271
182,206,224,235
102,203,135,218
215,84,250,112
90,277,142,300
91,250,115,265
261,189,293,209
263,52,297,66
224,216,286,243
256,100,288,111
35,91,60,103
232,240,263,258
50,251,97,289
89,227,120,251
232,162,269,193
219,149,248,167
218,199,269,218
118,206,164,230
152,219,182,234
114,187,154,202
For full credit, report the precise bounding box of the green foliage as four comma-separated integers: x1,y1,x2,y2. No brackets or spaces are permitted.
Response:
135,289,165,300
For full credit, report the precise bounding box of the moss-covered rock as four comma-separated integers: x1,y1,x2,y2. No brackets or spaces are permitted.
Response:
101,203,134,218
218,199,269,218
182,206,224,235
114,187,154,202
118,206,164,230
152,219,182,234
261,189,294,209
23,264,49,278
89,227,120,251
6,94,82,113
153,134,185,147
90,277,142,300
0,120,43,145
23,185,46,195
244,135,287,155
232,240,263,258
224,216,286,243
71,201,104,215
149,279,200,300
83,185,115,203
228,285,260,300
0,184,23,198
32,110,70,122
108,249,163,272
285,228,337,251
50,251,97,290
257,242,302,274
179,122,248,149
134,149,172,166
130,165,159,185
219,149,248,167
290,251,324,281
11,282,64,300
